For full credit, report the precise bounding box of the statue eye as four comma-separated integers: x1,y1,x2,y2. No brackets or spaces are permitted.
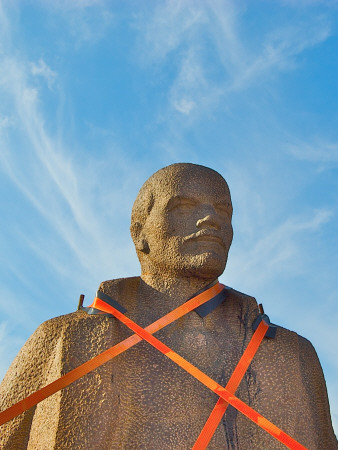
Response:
167,197,197,213
179,199,197,210
215,202,232,217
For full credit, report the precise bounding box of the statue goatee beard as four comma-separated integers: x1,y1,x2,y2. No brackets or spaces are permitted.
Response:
142,251,228,281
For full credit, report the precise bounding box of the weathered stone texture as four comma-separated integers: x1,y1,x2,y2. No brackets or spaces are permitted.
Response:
0,163,336,449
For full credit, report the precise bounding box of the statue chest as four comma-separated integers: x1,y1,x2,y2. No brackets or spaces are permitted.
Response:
29,311,302,449
104,319,256,449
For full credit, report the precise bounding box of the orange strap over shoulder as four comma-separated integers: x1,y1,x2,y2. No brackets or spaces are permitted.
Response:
0,283,224,427
193,319,268,449
94,298,308,450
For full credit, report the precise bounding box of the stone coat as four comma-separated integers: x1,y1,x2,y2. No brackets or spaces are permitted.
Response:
0,277,336,449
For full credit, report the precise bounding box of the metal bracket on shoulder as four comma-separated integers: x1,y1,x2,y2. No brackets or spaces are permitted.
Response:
252,304,277,339
194,286,230,318
77,294,85,310
95,290,127,314
80,290,127,317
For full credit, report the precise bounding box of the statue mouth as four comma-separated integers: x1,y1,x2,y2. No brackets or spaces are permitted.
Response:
183,230,226,248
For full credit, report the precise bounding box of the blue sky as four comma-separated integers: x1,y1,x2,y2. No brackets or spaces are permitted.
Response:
0,0,337,435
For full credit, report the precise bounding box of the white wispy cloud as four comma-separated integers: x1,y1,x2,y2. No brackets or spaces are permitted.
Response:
31,59,57,90
68,8,114,45
287,139,338,164
140,0,207,63
204,0,244,75
0,6,143,384
0,14,139,293
137,0,332,118
41,0,115,45
0,114,11,129
0,79,136,282
172,98,196,115
231,14,331,89
226,208,332,289
169,49,205,115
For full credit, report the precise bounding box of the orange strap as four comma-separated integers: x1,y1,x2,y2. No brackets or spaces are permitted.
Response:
95,299,308,450
0,283,224,427
193,319,268,449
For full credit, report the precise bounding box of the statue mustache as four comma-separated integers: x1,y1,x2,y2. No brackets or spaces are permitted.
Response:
182,229,227,248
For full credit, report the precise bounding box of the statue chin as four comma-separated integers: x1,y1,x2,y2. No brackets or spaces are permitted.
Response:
194,256,226,279
169,251,227,280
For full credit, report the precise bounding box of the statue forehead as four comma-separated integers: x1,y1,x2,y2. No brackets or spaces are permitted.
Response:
149,163,230,200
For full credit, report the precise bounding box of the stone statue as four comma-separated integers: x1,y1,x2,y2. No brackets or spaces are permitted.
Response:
0,163,336,449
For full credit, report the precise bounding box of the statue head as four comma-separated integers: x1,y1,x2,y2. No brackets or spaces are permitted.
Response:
130,163,233,281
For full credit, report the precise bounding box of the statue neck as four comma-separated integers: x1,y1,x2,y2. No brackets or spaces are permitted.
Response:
140,272,218,302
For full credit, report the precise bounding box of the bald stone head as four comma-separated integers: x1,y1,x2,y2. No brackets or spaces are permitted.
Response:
130,163,233,281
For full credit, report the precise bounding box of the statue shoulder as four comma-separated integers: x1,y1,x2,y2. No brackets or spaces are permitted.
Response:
98,276,141,296
3,311,110,377
296,334,337,446
226,286,257,302
1,309,116,402
225,285,260,315
297,333,325,374
32,276,143,342
37,309,109,335
97,276,141,308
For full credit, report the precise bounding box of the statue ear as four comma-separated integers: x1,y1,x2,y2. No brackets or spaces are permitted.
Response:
139,237,150,254
131,222,150,254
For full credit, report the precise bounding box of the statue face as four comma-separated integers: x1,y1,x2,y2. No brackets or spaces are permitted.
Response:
141,169,233,279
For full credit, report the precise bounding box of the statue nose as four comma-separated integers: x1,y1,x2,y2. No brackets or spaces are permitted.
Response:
196,214,221,230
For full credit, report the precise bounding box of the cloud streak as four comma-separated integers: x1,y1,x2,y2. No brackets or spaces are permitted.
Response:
137,0,332,120
226,208,332,290
0,33,139,296
30,59,57,90
288,139,338,164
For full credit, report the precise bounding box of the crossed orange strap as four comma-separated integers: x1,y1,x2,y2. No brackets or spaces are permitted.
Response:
193,317,270,449
92,294,308,450
0,283,308,450
0,283,224,426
